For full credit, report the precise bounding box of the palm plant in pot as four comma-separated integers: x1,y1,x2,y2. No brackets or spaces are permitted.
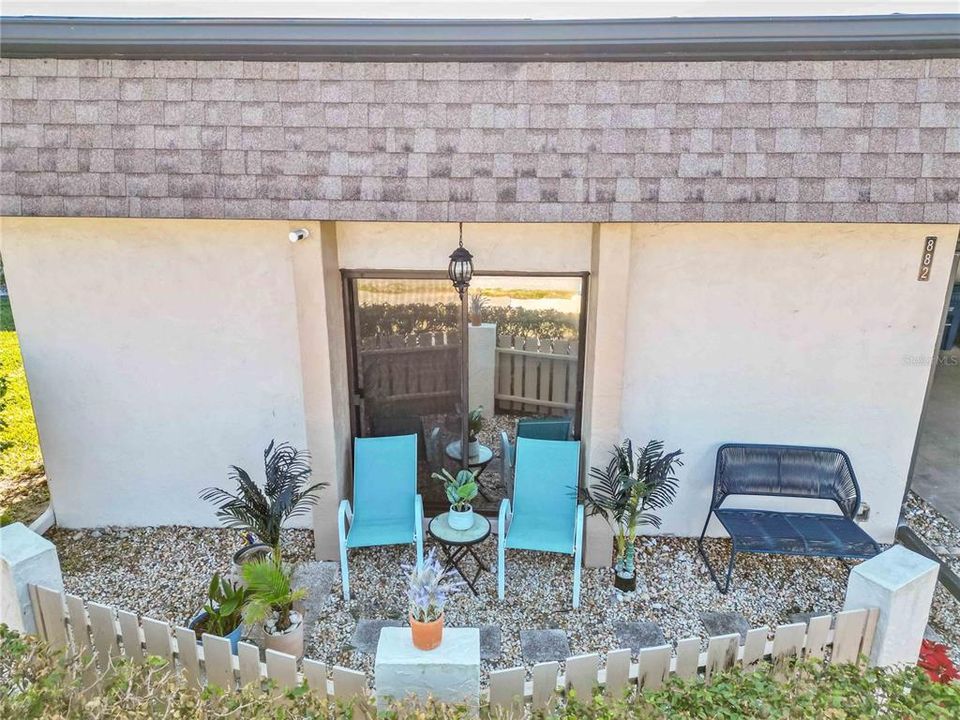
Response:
241,555,308,658
432,468,479,530
469,292,488,326
405,549,461,651
580,439,683,592
188,572,247,654
200,440,325,569
467,406,484,458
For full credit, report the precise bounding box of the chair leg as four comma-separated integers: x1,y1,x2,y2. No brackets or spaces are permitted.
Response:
697,533,736,594
339,542,350,602
572,504,584,609
497,539,506,600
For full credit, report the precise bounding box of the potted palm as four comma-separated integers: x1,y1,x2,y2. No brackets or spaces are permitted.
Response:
406,549,461,651
467,407,484,458
241,555,308,658
200,440,326,567
580,439,683,592
469,293,488,326
188,572,247,654
431,468,479,530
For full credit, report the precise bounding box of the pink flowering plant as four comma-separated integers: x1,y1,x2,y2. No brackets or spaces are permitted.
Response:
405,549,462,623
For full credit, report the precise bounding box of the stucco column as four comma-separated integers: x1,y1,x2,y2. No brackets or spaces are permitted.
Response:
290,222,352,561
579,224,632,568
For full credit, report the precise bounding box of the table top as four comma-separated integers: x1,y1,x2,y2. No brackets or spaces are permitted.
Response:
444,440,493,465
429,512,491,545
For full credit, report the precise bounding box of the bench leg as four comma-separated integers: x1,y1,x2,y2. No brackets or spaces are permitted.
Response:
697,517,736,594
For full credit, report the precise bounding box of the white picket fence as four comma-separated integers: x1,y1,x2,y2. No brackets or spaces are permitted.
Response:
27,584,367,702
29,584,878,715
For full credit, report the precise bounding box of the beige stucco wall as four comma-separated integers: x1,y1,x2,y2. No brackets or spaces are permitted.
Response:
0,217,323,528
2,216,955,553
619,223,958,544
337,222,592,272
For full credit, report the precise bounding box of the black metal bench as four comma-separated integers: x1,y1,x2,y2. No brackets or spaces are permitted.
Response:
698,443,881,593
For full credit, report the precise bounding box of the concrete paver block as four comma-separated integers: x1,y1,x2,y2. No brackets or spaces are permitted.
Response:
613,620,667,654
520,628,570,663
700,610,750,644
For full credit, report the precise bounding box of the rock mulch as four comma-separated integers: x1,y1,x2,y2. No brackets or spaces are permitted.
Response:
50,524,924,678
901,491,960,665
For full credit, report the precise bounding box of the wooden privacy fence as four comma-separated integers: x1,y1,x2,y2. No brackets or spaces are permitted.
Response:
29,584,877,715
358,331,580,418
360,331,459,416
27,584,368,701
495,335,578,415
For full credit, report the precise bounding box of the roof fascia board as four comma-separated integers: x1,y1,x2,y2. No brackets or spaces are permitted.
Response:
1,15,958,62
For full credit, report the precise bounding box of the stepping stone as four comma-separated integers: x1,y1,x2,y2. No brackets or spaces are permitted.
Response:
700,611,750,644
788,611,835,628
613,621,667,654
292,561,338,620
520,629,570,664
350,619,405,654
479,625,501,661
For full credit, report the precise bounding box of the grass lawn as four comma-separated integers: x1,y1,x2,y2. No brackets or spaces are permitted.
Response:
0,295,48,525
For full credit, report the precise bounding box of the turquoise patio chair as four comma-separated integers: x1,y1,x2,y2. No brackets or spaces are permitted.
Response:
497,437,584,608
337,434,424,601
498,417,573,496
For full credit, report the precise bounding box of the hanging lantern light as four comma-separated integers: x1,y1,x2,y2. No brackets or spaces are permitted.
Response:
447,222,473,298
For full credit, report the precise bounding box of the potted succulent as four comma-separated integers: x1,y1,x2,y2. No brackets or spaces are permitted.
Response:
187,572,247,654
579,439,683,592
200,440,326,566
432,468,479,530
405,549,461,651
469,292,488,326
467,407,484,458
241,556,308,658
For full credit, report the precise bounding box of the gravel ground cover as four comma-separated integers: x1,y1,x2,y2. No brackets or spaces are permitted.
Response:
51,493,960,677
903,491,960,575
901,491,960,665
49,524,937,678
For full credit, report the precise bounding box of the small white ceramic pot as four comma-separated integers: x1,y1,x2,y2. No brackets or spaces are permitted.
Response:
262,613,304,659
448,505,474,530
468,440,480,458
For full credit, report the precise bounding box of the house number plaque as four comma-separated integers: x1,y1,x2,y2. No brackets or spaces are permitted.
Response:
917,236,937,281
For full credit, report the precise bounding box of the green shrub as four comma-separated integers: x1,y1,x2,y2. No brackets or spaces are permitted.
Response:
2,625,957,719
359,302,579,340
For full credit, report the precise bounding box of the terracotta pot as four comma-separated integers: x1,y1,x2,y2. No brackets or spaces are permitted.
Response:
410,613,444,651
448,505,474,530
263,615,304,659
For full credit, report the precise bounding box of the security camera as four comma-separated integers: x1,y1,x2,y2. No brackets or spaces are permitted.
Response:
288,228,309,243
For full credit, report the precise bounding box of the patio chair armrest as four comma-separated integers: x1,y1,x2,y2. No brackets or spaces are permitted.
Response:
498,498,512,538
337,499,353,539
574,503,584,551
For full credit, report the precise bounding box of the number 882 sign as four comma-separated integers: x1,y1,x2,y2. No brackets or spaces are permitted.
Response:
917,236,937,282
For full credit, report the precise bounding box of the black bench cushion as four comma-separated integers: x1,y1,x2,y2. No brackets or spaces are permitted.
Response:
715,508,880,558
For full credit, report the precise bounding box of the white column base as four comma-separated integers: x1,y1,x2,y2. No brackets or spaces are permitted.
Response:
0,522,64,634
843,544,939,668
375,627,480,715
